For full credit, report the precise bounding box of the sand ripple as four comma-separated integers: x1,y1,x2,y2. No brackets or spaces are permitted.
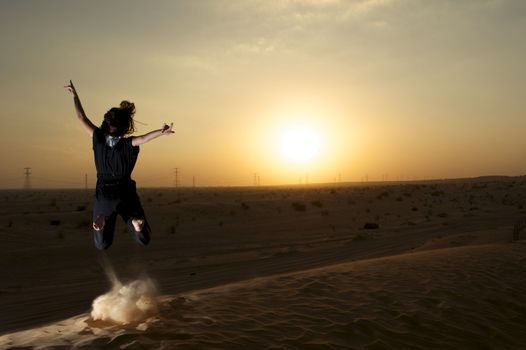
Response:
2,243,526,349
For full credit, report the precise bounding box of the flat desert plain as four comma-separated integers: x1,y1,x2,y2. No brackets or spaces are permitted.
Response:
1,177,526,349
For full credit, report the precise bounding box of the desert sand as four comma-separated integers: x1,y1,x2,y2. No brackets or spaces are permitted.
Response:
1,177,526,349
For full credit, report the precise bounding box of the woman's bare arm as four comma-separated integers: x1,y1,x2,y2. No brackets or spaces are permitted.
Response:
64,80,96,136
132,123,174,146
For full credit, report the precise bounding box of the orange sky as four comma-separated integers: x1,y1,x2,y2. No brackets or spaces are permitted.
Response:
1,0,525,188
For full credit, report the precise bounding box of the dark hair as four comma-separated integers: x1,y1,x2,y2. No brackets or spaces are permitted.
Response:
101,101,136,136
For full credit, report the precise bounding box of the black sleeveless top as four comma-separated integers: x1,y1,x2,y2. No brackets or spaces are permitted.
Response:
92,128,140,198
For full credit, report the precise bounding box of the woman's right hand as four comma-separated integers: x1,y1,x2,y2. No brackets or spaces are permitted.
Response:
64,80,78,97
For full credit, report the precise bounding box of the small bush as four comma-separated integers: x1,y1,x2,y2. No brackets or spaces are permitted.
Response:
377,191,389,200
292,202,307,212
311,200,323,208
363,222,379,229
49,220,61,226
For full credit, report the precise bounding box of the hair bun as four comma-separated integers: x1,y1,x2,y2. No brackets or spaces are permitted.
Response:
120,100,136,115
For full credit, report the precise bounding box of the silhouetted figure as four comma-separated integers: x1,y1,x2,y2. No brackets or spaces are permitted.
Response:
65,80,174,249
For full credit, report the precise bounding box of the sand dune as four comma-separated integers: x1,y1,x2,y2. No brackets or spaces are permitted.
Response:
2,242,526,349
1,179,526,348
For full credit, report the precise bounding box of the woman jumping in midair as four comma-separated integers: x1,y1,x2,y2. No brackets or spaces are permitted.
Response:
65,80,174,250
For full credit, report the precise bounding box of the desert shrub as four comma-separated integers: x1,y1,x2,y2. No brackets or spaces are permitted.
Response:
472,183,487,189
291,202,307,212
49,220,61,226
241,202,250,210
377,191,389,200
76,205,87,212
363,222,379,229
311,200,323,208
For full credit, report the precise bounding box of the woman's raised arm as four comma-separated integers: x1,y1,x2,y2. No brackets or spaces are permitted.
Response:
64,80,96,137
132,123,174,146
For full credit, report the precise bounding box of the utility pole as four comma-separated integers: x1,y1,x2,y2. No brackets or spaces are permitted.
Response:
24,167,31,189
85,173,88,192
173,168,179,188
192,176,195,188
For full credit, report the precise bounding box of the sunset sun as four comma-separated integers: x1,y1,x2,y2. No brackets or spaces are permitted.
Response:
278,126,322,164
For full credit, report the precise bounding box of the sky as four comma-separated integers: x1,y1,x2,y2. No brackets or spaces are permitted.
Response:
1,0,525,188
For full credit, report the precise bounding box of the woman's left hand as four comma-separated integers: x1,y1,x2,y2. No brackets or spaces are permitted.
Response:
161,123,175,135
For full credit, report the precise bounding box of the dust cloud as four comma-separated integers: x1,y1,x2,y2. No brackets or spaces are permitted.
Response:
90,260,158,325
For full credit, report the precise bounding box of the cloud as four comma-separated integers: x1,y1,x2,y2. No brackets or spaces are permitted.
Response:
147,53,215,73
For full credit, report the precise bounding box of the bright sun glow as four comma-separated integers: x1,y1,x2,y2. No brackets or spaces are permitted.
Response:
279,127,322,164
